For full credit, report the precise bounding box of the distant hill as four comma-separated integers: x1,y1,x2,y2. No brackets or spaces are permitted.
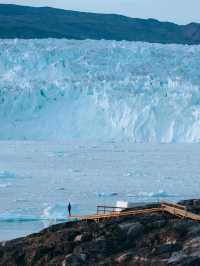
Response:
0,4,200,44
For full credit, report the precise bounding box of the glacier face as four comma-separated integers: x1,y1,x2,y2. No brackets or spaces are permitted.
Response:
0,39,200,142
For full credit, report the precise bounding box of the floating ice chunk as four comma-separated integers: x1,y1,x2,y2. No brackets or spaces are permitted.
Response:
0,171,30,180
138,190,171,198
0,183,11,188
125,170,144,177
126,172,134,177
56,187,65,191
66,168,81,174
128,190,173,198
0,213,42,223
13,199,29,203
0,171,18,179
53,151,67,157
96,192,118,197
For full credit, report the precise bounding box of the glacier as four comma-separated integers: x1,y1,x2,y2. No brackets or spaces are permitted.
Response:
0,39,200,142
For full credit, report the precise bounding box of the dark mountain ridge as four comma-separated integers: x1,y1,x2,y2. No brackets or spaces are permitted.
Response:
0,4,200,44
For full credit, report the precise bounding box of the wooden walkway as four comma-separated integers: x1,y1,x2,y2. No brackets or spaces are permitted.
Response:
161,202,200,221
71,201,200,222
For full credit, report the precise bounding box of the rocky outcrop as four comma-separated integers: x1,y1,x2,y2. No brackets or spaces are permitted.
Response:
1,200,200,265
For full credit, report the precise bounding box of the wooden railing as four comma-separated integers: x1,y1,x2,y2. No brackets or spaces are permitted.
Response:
72,207,162,222
96,205,124,214
161,202,200,221
71,201,200,223
160,201,186,210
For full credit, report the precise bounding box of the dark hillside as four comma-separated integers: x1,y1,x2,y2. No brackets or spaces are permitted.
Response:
0,4,200,44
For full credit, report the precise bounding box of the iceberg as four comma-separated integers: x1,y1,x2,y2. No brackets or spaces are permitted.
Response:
0,39,200,142
0,171,18,179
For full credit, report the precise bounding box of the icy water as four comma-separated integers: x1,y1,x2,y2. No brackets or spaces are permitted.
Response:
0,141,200,240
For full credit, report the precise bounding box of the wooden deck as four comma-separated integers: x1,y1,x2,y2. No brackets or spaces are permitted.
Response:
71,201,200,222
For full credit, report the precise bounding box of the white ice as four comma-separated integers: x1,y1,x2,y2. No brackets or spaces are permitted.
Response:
0,39,200,142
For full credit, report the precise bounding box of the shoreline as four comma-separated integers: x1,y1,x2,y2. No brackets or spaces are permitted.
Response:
1,199,200,265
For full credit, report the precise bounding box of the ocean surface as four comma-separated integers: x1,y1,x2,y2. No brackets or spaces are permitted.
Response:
0,141,200,240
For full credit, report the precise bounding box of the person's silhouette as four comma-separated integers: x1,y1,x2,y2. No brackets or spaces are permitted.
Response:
68,202,71,217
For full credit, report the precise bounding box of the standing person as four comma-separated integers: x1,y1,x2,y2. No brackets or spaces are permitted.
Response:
68,202,72,217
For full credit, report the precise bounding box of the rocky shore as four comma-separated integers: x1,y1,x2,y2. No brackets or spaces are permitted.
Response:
1,199,200,266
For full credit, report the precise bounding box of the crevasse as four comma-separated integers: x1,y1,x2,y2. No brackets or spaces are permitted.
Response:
0,39,200,142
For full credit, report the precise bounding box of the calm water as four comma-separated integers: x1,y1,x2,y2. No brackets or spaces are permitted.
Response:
0,141,200,240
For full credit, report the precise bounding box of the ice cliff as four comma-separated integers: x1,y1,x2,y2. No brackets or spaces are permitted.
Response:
0,39,200,142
